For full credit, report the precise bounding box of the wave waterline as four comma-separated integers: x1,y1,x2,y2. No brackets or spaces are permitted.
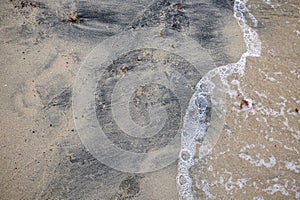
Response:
177,0,262,199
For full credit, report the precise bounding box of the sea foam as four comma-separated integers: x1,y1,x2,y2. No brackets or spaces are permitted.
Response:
177,0,261,199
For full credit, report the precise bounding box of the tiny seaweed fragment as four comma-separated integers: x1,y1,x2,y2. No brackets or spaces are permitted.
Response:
159,30,164,37
121,66,128,73
65,12,80,24
240,99,249,109
177,5,183,12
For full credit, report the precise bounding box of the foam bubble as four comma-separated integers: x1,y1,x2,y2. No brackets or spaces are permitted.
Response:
263,184,289,196
181,150,191,162
285,161,300,173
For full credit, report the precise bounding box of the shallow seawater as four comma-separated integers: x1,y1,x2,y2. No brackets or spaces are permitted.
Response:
182,0,300,199
1,0,298,199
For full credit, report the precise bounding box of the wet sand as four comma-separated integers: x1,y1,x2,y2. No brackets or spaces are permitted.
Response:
189,0,300,199
1,0,298,199
0,0,244,199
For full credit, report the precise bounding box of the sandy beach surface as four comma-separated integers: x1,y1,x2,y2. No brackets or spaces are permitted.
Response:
0,0,299,199
189,0,300,199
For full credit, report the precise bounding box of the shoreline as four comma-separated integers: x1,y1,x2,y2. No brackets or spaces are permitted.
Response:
186,0,300,199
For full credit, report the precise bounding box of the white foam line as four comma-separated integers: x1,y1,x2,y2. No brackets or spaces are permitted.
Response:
177,0,261,199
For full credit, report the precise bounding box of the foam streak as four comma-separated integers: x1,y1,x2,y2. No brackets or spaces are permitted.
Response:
177,0,261,199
